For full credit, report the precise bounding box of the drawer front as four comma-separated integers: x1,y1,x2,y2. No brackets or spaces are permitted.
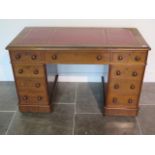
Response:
10,51,45,64
112,51,147,64
108,80,141,95
110,65,145,80
106,95,138,109
19,93,49,105
45,51,110,64
129,52,147,64
14,65,45,78
16,78,47,92
112,52,129,63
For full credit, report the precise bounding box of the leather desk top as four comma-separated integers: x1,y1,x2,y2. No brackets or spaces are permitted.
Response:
6,27,150,50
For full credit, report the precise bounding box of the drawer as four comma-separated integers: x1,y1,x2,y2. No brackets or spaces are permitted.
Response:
129,52,147,64
19,93,49,105
13,64,45,78
45,51,110,64
111,51,147,64
110,65,145,80
108,79,141,95
112,52,129,63
16,78,47,92
106,95,138,109
10,51,45,64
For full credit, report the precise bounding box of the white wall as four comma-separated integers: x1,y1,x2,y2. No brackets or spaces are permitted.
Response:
0,19,154,82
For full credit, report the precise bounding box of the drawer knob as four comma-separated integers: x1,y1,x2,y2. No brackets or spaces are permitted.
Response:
128,98,133,104
114,84,119,89
130,84,135,89
132,71,138,77
33,69,39,75
35,83,41,88
118,55,123,61
18,69,23,74
96,55,102,61
135,56,141,61
116,70,121,76
52,55,57,60
15,54,21,60
112,97,118,103
37,96,42,101
31,55,37,60
23,96,28,100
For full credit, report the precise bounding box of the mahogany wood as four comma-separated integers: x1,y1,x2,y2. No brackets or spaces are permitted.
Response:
6,27,151,116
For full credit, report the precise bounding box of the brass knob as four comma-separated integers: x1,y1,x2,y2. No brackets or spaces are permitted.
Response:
96,55,102,61
114,84,119,89
33,69,39,75
132,71,137,77
116,70,121,76
118,55,123,61
15,54,21,60
18,69,23,74
130,84,135,89
31,55,37,60
23,96,28,100
35,83,41,88
52,55,57,60
128,98,133,104
135,56,141,61
37,96,42,101
112,97,117,104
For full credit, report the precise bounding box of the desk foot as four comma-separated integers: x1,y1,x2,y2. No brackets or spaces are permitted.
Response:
104,107,138,116
19,105,52,112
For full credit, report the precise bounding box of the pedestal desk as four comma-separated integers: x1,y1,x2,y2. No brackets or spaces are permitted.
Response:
6,27,151,116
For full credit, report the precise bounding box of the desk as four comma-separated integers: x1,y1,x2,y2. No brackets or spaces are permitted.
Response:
6,27,151,116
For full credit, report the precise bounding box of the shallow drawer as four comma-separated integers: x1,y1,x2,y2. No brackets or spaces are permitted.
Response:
45,51,110,64
13,64,45,78
111,51,147,64
10,51,45,64
106,95,138,109
16,78,47,92
129,52,147,64
108,79,141,95
110,65,145,80
19,92,49,105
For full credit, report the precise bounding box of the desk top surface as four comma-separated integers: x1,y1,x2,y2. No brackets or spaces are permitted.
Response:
7,27,150,50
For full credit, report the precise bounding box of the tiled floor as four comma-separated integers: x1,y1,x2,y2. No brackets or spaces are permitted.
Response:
0,82,155,135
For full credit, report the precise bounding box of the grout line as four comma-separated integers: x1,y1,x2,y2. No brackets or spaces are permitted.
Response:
136,117,143,135
76,113,102,115
53,102,76,105
0,110,16,113
140,104,155,106
5,111,17,135
72,83,78,135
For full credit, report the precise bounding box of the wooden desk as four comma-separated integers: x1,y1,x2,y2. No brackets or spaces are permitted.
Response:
6,27,151,116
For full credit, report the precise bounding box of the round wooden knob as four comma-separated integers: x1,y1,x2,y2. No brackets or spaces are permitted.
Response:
130,84,135,89
15,54,21,60
52,55,57,60
112,97,117,103
35,83,41,88
18,69,23,74
128,98,133,104
37,96,42,101
33,69,39,75
96,55,102,61
114,84,119,89
118,55,123,61
31,55,37,60
132,71,137,77
135,56,141,61
116,70,121,76
23,96,28,100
